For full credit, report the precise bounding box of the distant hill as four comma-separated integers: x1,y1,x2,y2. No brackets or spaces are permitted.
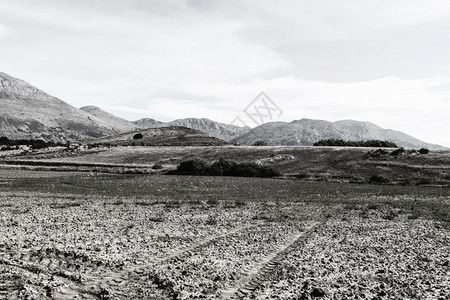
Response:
0,72,127,142
80,105,138,132
133,117,250,141
87,126,228,146
167,118,250,141
232,118,446,150
133,118,166,129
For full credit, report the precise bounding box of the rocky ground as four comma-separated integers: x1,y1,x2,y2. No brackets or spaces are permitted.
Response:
0,190,448,300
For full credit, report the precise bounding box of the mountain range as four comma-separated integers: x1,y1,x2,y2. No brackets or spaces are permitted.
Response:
0,72,446,149
232,119,445,149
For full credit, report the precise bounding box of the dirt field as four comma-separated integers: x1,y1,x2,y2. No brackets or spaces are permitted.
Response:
0,168,449,299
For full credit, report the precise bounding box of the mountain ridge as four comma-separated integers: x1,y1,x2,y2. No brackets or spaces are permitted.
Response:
232,118,446,149
0,72,123,142
0,72,446,149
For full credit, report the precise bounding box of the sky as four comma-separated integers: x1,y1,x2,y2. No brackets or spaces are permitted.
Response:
0,0,449,147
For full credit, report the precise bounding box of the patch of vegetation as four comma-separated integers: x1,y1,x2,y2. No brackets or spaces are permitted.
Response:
419,148,430,154
111,200,125,205
133,133,144,140
314,139,397,148
363,149,390,159
175,157,210,175
252,140,268,146
0,136,63,149
170,158,280,178
390,148,406,156
208,159,280,178
206,199,220,206
50,202,82,209
416,178,433,186
165,200,181,208
152,163,163,170
369,175,390,184
148,216,165,223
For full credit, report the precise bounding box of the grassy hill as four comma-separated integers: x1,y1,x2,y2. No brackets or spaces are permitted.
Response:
85,126,228,146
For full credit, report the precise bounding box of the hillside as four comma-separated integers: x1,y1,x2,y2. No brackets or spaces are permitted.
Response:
87,126,228,146
133,118,166,129
232,118,446,149
0,72,125,142
167,118,250,141
80,105,138,132
133,117,250,141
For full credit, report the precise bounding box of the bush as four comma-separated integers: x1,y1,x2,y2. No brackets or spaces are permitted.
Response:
253,140,268,146
133,133,144,140
152,163,163,170
176,157,210,175
172,158,280,178
390,148,405,156
0,136,9,145
314,139,397,148
419,148,430,154
369,175,390,184
209,159,280,178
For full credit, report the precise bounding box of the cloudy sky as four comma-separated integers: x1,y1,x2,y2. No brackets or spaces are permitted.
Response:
1,0,450,146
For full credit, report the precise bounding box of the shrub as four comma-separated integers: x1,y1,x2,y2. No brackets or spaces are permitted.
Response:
416,178,432,185
206,199,219,206
252,140,268,146
390,148,405,156
0,136,9,145
152,163,163,170
172,158,280,178
419,148,430,154
369,175,390,184
314,139,397,148
133,133,144,140
209,159,280,178
176,157,210,175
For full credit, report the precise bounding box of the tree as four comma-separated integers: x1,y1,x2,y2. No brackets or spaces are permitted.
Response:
0,136,9,145
133,133,144,140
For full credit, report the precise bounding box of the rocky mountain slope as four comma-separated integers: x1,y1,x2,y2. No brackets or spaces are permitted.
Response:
0,72,127,142
80,105,138,132
132,118,166,129
133,117,250,141
166,118,250,141
232,118,446,149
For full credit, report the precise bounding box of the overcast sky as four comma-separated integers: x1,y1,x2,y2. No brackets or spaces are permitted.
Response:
1,0,449,146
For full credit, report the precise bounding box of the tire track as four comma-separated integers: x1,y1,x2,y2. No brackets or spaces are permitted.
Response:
221,207,340,299
59,224,260,299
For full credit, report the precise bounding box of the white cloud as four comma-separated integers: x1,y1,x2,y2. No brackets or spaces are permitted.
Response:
0,0,449,146
0,23,8,39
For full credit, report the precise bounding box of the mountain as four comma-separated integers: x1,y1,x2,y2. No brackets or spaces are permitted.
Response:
89,126,228,146
80,105,138,132
133,118,166,129
133,117,250,141
232,118,446,149
0,72,129,142
167,118,250,141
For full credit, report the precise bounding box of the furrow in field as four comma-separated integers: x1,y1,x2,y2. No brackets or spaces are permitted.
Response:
58,224,259,299
221,222,324,299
